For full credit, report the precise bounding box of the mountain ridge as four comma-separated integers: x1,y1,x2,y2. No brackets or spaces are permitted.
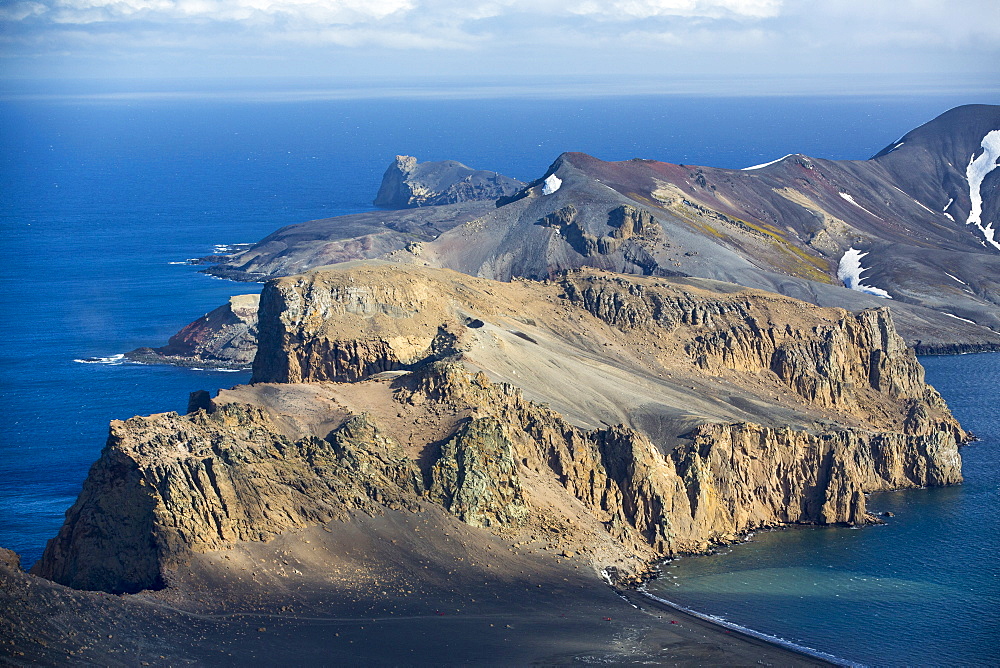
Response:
35,263,964,595
202,105,1000,353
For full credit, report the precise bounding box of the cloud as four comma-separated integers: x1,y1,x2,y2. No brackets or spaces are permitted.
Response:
1,0,997,82
7,0,785,25
33,0,416,25
567,0,782,20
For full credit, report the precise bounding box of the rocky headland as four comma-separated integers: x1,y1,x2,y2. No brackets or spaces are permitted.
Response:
373,155,524,208
10,260,967,663
125,294,259,368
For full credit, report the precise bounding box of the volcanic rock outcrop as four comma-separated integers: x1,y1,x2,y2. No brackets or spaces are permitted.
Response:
125,294,259,368
35,263,964,595
373,155,524,208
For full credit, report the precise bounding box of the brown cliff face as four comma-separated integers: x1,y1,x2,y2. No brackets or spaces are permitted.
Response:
557,273,960,438
37,264,965,594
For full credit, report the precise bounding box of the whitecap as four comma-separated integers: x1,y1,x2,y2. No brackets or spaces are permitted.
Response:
74,353,126,365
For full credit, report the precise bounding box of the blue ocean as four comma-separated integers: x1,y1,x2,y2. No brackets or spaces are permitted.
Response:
1,86,996,666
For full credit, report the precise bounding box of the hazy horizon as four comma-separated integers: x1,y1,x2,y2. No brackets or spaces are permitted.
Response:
2,1,997,96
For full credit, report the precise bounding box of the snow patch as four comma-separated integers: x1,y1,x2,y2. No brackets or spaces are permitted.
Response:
741,154,793,171
944,272,968,286
541,173,562,195
886,141,905,154
943,197,954,212
965,129,1000,250
837,248,891,298
838,192,883,220
942,312,976,324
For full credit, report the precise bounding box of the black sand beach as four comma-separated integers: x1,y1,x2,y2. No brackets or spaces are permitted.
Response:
2,510,833,666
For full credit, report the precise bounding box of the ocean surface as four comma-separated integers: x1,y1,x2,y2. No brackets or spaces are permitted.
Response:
1,85,997,665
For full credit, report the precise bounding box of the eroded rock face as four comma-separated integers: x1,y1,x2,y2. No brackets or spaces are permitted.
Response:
429,416,529,528
34,360,961,594
373,155,524,208
36,264,965,594
558,273,959,436
33,405,424,593
125,294,259,369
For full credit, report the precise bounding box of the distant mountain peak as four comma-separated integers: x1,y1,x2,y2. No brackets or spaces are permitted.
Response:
373,155,524,208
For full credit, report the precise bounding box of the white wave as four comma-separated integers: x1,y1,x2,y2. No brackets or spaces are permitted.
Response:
213,242,255,254
638,587,861,667
167,261,190,265
74,353,126,365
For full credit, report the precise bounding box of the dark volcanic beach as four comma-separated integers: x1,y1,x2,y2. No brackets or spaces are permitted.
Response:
2,513,834,667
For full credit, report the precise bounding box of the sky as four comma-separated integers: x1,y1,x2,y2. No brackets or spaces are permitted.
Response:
1,0,998,94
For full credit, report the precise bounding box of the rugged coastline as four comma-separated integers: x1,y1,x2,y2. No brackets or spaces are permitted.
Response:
9,260,967,663
5,105,997,664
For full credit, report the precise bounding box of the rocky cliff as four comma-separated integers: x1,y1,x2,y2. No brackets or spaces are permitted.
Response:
125,294,259,368
36,263,964,594
373,155,524,208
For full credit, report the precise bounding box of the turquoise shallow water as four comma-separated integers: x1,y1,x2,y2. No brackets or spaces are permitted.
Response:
646,353,1000,667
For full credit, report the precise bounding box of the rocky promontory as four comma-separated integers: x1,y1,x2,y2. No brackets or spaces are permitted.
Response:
13,108,994,664
125,294,259,368
202,106,1000,353
35,263,964,598
373,155,524,208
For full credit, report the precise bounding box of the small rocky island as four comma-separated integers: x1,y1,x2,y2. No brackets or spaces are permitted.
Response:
4,105,998,665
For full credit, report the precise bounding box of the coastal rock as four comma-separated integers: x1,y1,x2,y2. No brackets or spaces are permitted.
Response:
0,547,20,570
36,263,965,594
428,416,529,528
125,294,259,369
33,404,424,593
373,155,524,208
203,202,494,282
